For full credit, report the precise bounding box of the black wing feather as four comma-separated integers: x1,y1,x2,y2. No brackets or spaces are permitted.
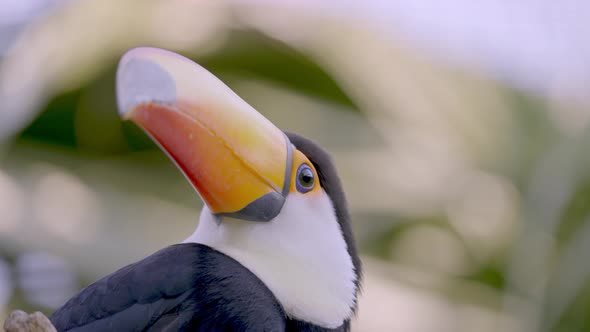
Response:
50,243,286,332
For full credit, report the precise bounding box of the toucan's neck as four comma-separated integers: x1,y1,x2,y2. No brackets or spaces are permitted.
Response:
184,194,357,329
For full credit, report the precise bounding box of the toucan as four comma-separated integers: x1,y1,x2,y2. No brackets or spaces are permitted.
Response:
49,48,362,331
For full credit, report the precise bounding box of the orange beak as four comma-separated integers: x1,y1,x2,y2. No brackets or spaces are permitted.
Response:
116,47,292,221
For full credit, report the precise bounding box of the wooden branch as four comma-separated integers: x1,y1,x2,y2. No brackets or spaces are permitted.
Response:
3,310,57,332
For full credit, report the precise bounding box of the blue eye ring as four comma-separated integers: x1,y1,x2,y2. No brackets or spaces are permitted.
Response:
296,164,315,193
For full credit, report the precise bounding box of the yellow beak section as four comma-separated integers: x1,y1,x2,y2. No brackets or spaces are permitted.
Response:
116,47,292,221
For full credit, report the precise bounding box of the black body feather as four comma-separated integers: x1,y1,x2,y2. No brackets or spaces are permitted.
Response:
50,244,350,331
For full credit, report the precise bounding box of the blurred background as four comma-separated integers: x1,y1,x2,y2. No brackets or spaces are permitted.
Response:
0,0,589,331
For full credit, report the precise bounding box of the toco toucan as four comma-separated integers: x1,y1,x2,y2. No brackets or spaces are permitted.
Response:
49,48,362,332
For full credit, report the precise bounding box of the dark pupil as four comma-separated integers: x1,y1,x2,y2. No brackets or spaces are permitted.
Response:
299,168,314,187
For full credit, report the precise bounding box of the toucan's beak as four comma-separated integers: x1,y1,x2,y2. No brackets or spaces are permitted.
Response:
116,47,292,221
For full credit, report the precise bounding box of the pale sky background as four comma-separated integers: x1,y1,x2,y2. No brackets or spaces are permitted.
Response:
1,0,588,101
237,0,590,103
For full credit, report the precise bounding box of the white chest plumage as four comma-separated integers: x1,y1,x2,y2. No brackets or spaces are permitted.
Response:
184,192,357,328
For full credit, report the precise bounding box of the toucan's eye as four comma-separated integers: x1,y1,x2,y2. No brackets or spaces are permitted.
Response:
296,164,315,193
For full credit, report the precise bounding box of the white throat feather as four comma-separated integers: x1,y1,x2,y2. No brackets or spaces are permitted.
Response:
184,193,356,328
